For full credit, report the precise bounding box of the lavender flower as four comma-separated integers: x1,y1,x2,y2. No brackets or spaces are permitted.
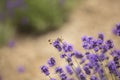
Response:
59,73,67,80
82,42,89,49
67,53,74,58
65,56,73,66
112,23,120,36
50,78,56,80
41,65,50,76
100,45,108,53
60,53,67,58
47,57,56,67
67,44,73,52
99,53,107,61
55,67,64,74
94,62,101,73
90,75,99,80
53,39,62,51
93,47,99,52
73,51,83,59
110,49,118,56
66,78,75,80
105,40,114,49
62,42,73,52
97,39,103,45
78,73,86,80
65,65,73,75
62,42,68,52
87,54,99,63
85,62,93,69
108,61,117,75
75,66,82,75
80,58,86,64
81,36,87,42
98,68,106,80
98,33,104,40
83,65,91,75
113,56,119,64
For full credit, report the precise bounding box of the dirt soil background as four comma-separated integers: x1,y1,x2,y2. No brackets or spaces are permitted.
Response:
0,0,120,80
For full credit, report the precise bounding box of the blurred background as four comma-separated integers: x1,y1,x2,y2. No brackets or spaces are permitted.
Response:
0,0,120,80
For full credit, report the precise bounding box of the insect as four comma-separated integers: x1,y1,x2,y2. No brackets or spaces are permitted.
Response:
48,36,63,44
57,36,63,42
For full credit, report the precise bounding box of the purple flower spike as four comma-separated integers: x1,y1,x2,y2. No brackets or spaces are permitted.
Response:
62,42,73,52
80,58,86,64
113,56,119,62
67,53,74,58
53,39,62,51
81,36,87,42
100,45,108,53
82,42,89,49
107,61,117,75
99,53,107,61
59,73,67,80
78,73,86,80
85,62,93,69
73,51,83,59
83,65,91,75
105,40,114,49
117,50,120,58
50,78,56,80
62,42,68,52
110,49,120,58
112,23,120,36
94,62,101,73
41,65,50,76
65,65,73,75
66,78,75,80
55,67,63,74
60,53,66,58
88,54,99,63
90,75,99,80
98,33,104,40
98,68,106,80
66,57,72,63
93,47,99,52
97,39,103,45
67,44,73,52
47,57,56,67
75,66,82,75
86,36,93,43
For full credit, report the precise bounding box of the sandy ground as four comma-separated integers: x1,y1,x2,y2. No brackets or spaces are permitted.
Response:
0,0,120,80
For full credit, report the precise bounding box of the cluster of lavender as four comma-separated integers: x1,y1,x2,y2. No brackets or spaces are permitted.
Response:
113,23,120,36
41,33,120,80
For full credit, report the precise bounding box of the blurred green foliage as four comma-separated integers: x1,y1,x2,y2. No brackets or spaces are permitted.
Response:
0,22,14,46
0,0,76,46
14,0,75,34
